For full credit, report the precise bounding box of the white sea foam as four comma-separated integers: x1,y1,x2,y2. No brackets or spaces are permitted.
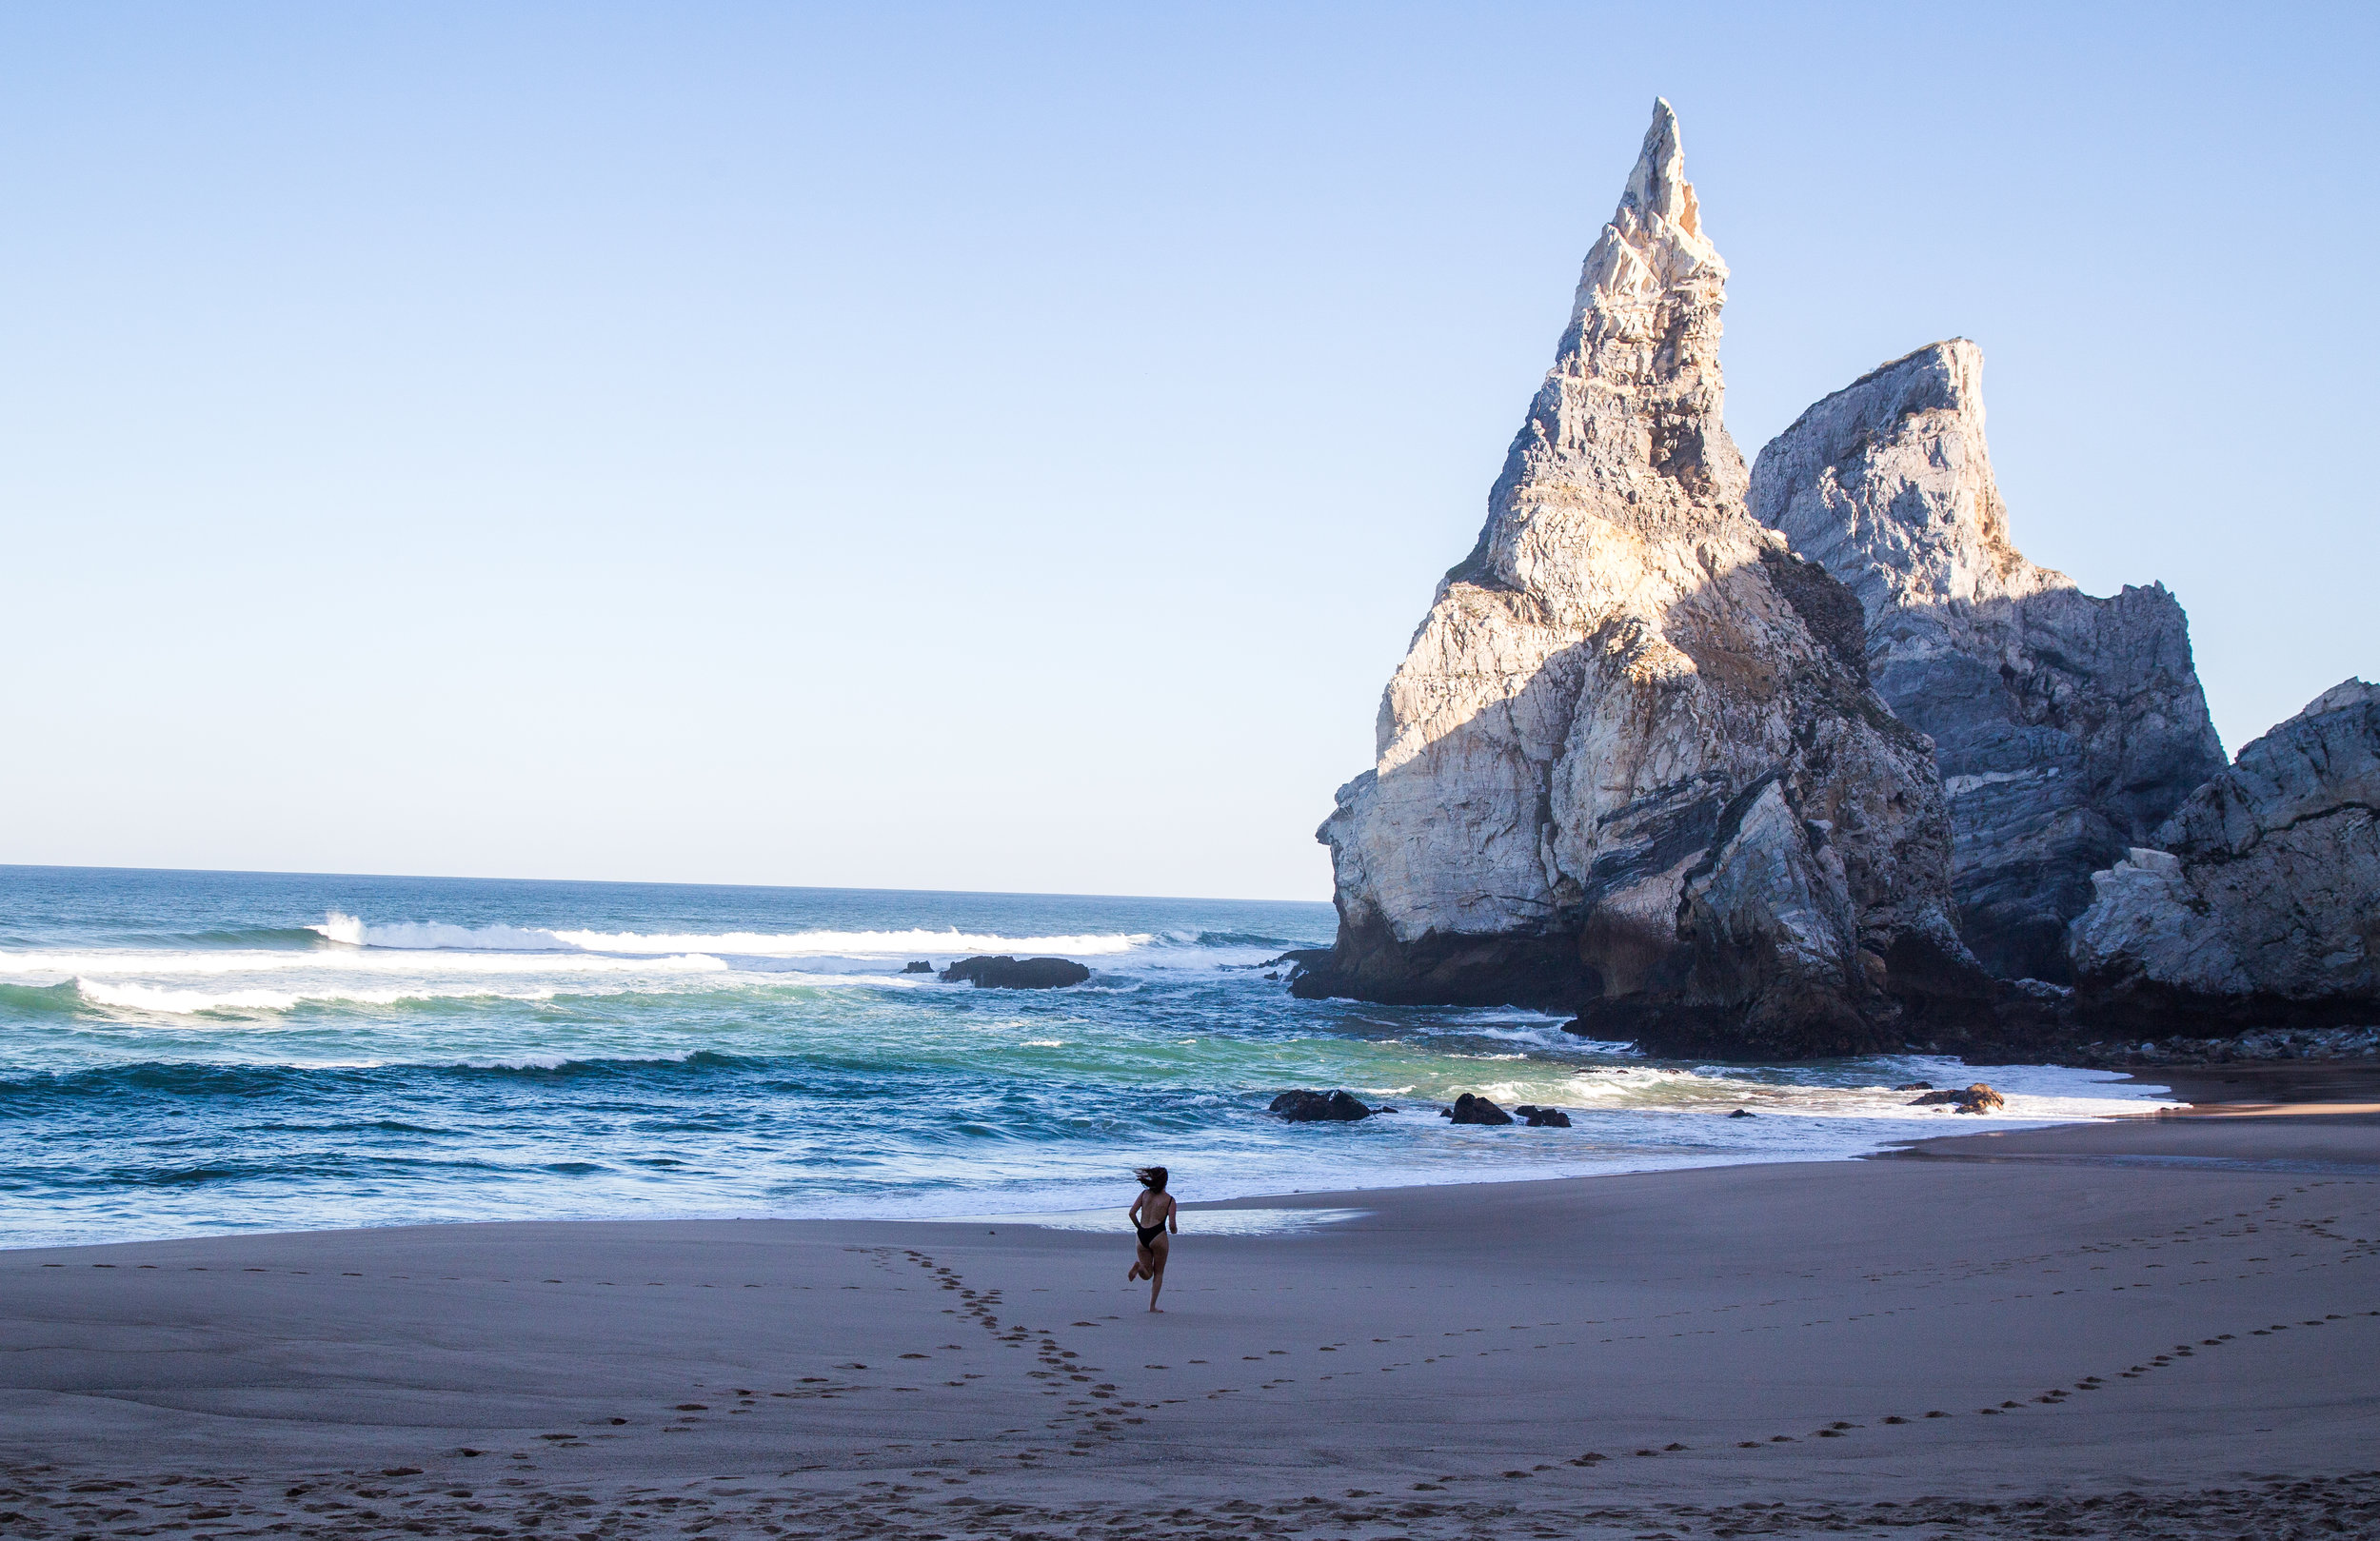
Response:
307,910,1153,958
925,1207,1367,1235
69,978,578,1017
7,948,730,978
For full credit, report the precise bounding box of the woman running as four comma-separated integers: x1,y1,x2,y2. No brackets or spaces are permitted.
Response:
1125,1166,1177,1312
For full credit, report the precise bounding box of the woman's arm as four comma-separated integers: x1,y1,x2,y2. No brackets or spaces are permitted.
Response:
1167,1195,1179,1233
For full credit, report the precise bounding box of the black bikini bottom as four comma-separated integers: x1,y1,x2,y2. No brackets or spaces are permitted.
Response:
1136,1223,1165,1247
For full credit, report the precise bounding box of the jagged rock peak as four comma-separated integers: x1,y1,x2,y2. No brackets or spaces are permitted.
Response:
1453,97,1745,618
1751,340,2225,981
1300,102,1977,1058
1755,340,2045,605
2068,680,2380,1025
1572,97,1716,323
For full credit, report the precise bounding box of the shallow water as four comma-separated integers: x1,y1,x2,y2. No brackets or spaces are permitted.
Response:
0,865,2174,1248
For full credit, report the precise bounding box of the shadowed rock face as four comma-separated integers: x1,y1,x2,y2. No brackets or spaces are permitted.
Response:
1750,342,2224,981
1298,101,1978,1058
2068,680,2380,1027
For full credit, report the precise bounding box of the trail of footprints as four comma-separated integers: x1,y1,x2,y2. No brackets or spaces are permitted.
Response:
13,1180,2374,1526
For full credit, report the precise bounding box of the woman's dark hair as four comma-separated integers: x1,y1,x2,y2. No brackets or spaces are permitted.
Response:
1135,1166,1168,1191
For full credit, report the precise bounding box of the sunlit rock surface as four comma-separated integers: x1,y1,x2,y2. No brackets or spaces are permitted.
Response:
1750,341,2224,980
2068,680,2380,1025
1296,101,1978,1057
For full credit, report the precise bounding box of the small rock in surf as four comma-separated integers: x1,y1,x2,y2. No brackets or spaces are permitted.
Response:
1268,1089,1373,1122
1442,1093,1514,1126
1909,1082,2005,1113
939,956,1091,989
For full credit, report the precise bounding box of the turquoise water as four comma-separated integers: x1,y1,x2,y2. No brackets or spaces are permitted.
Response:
0,865,2172,1248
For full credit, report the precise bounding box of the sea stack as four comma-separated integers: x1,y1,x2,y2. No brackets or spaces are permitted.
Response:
1295,101,1977,1058
2067,680,2380,1027
1749,342,2225,980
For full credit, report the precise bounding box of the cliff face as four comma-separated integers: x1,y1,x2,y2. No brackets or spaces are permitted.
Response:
1297,102,1978,1058
1749,342,2226,980
2068,680,2380,1026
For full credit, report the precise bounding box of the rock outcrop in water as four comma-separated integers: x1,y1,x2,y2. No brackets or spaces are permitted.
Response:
1269,1089,1374,1122
2067,680,2380,1027
940,956,1090,989
1750,341,2225,982
1295,101,1979,1058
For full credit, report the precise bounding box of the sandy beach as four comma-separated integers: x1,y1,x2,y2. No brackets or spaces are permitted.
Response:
5,1090,2377,1539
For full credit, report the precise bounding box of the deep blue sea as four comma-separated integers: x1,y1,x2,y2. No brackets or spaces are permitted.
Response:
0,865,2172,1248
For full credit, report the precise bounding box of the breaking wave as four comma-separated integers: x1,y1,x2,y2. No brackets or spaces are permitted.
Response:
307,910,1154,958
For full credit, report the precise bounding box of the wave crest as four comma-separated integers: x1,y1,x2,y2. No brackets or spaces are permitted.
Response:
307,911,1152,958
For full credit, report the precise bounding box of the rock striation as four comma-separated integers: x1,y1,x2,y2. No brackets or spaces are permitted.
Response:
1750,341,2225,981
2067,680,2380,1027
1295,101,1980,1057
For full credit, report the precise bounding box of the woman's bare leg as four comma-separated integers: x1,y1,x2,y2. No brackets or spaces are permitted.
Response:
1147,1238,1168,1312
1129,1242,1153,1282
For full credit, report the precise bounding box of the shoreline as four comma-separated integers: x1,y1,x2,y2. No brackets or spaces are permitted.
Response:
10,1052,2364,1260
1,1054,2200,1255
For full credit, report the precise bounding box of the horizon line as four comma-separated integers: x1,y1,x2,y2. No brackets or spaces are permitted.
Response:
0,860,1336,910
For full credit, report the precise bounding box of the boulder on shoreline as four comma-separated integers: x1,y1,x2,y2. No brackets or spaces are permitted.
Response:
902,960,934,974
1910,1082,2005,1114
1442,1093,1515,1126
938,956,1091,989
1269,1089,1373,1123
1515,1104,1574,1128
2067,680,2380,1032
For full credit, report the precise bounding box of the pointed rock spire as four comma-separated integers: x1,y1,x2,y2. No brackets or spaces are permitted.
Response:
1298,103,1975,1057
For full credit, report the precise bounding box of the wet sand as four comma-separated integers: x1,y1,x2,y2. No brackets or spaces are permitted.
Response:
4,1088,2377,1538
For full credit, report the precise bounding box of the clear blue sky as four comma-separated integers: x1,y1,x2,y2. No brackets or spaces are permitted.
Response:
3,3,2372,900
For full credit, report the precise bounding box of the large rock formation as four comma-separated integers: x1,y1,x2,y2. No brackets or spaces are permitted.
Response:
1750,342,2224,980
2068,680,2380,1027
1294,101,1979,1058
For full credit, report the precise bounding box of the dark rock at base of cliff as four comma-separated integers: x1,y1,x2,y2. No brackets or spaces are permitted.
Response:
902,960,933,974
1564,997,1902,1060
939,956,1091,989
1269,1089,1372,1122
2057,1026,2380,1071
1514,1104,1573,1128
1284,920,1597,1010
1440,1093,1514,1126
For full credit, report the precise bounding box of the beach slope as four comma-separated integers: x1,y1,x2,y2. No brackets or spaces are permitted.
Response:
4,1111,2377,1537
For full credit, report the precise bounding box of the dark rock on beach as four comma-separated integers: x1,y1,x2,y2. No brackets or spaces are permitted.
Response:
1269,1089,1373,1123
1516,1105,1573,1128
902,960,934,974
1442,1093,1514,1126
939,956,1091,989
1894,1081,1934,1092
1910,1082,2005,1114
1727,1108,1756,1118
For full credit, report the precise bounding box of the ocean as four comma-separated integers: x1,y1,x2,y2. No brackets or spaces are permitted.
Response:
0,865,2172,1248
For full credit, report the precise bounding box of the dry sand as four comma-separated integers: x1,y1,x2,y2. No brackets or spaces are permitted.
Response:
4,1091,2377,1538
